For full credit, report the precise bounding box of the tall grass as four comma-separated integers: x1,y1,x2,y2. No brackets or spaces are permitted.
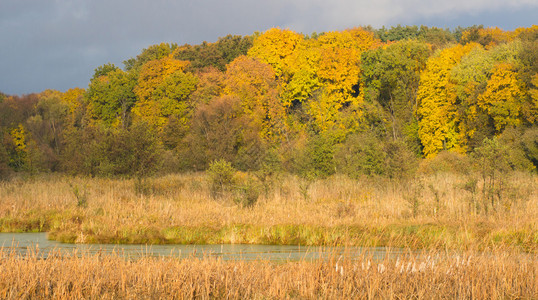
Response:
0,247,535,299
0,172,536,250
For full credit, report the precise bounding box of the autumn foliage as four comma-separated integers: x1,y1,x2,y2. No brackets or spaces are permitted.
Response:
1,25,537,178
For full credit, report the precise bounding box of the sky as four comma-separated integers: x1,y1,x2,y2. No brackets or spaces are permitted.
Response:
1,0,537,95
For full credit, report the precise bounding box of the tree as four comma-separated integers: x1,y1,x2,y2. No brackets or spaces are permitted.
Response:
460,27,515,49
0,94,39,128
31,90,69,154
86,68,138,127
281,29,380,135
308,29,378,134
174,35,253,72
417,43,478,157
224,56,286,142
124,43,178,71
478,63,525,132
528,74,538,123
61,122,163,177
295,132,337,179
183,95,262,170
449,41,523,149
190,67,225,104
361,40,431,144
92,63,119,78
247,28,304,78
132,56,194,130
0,136,11,179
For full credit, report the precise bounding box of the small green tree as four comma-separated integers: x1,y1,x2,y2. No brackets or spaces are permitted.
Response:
208,159,236,199
0,139,11,180
335,132,386,178
296,133,337,179
472,137,511,213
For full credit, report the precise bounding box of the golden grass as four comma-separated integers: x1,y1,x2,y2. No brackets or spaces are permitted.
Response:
0,247,535,299
0,172,536,250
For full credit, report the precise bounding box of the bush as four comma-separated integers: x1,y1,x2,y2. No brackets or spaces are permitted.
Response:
0,141,11,180
336,132,386,178
520,126,538,171
417,150,471,175
62,122,164,178
208,159,236,199
208,160,261,207
498,126,537,172
295,133,337,179
232,174,261,208
383,139,419,178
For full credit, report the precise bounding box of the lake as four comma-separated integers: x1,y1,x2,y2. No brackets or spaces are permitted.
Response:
0,232,411,261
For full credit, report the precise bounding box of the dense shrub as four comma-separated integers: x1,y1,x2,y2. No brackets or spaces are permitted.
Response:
335,132,418,179
0,141,11,180
417,150,471,175
208,159,236,199
335,132,386,178
383,139,419,178
295,133,336,179
61,122,163,177
498,126,537,172
232,173,261,208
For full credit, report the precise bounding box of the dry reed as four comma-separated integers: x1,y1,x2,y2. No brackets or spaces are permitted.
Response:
0,172,536,250
0,247,535,299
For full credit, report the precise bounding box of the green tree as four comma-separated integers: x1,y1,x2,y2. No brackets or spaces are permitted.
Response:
0,137,11,179
361,40,431,145
62,122,163,177
86,68,138,127
295,132,337,179
336,131,386,177
174,35,253,72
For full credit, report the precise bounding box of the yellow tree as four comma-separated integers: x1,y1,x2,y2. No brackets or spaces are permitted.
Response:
248,28,380,135
247,28,304,78
61,88,85,114
190,67,226,105
417,43,478,157
478,63,525,131
310,46,362,133
224,56,286,142
307,29,378,134
132,56,192,130
8,124,27,170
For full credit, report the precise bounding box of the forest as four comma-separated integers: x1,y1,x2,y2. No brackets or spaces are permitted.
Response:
0,25,537,180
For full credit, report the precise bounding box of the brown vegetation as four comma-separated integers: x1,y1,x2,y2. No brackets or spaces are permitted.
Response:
0,172,536,251
0,247,535,299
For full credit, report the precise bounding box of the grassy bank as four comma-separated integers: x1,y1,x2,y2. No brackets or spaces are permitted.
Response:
0,172,536,251
0,248,535,299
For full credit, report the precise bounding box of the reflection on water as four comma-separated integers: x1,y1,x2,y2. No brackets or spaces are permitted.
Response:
0,232,411,261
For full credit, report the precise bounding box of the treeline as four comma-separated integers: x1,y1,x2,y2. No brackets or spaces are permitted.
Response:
1,25,537,179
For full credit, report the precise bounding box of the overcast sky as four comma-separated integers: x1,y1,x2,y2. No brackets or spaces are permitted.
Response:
1,0,537,95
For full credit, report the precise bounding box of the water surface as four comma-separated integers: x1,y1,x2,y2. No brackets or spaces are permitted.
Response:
0,232,410,261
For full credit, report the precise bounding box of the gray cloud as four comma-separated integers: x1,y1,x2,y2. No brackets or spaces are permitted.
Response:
1,0,537,95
